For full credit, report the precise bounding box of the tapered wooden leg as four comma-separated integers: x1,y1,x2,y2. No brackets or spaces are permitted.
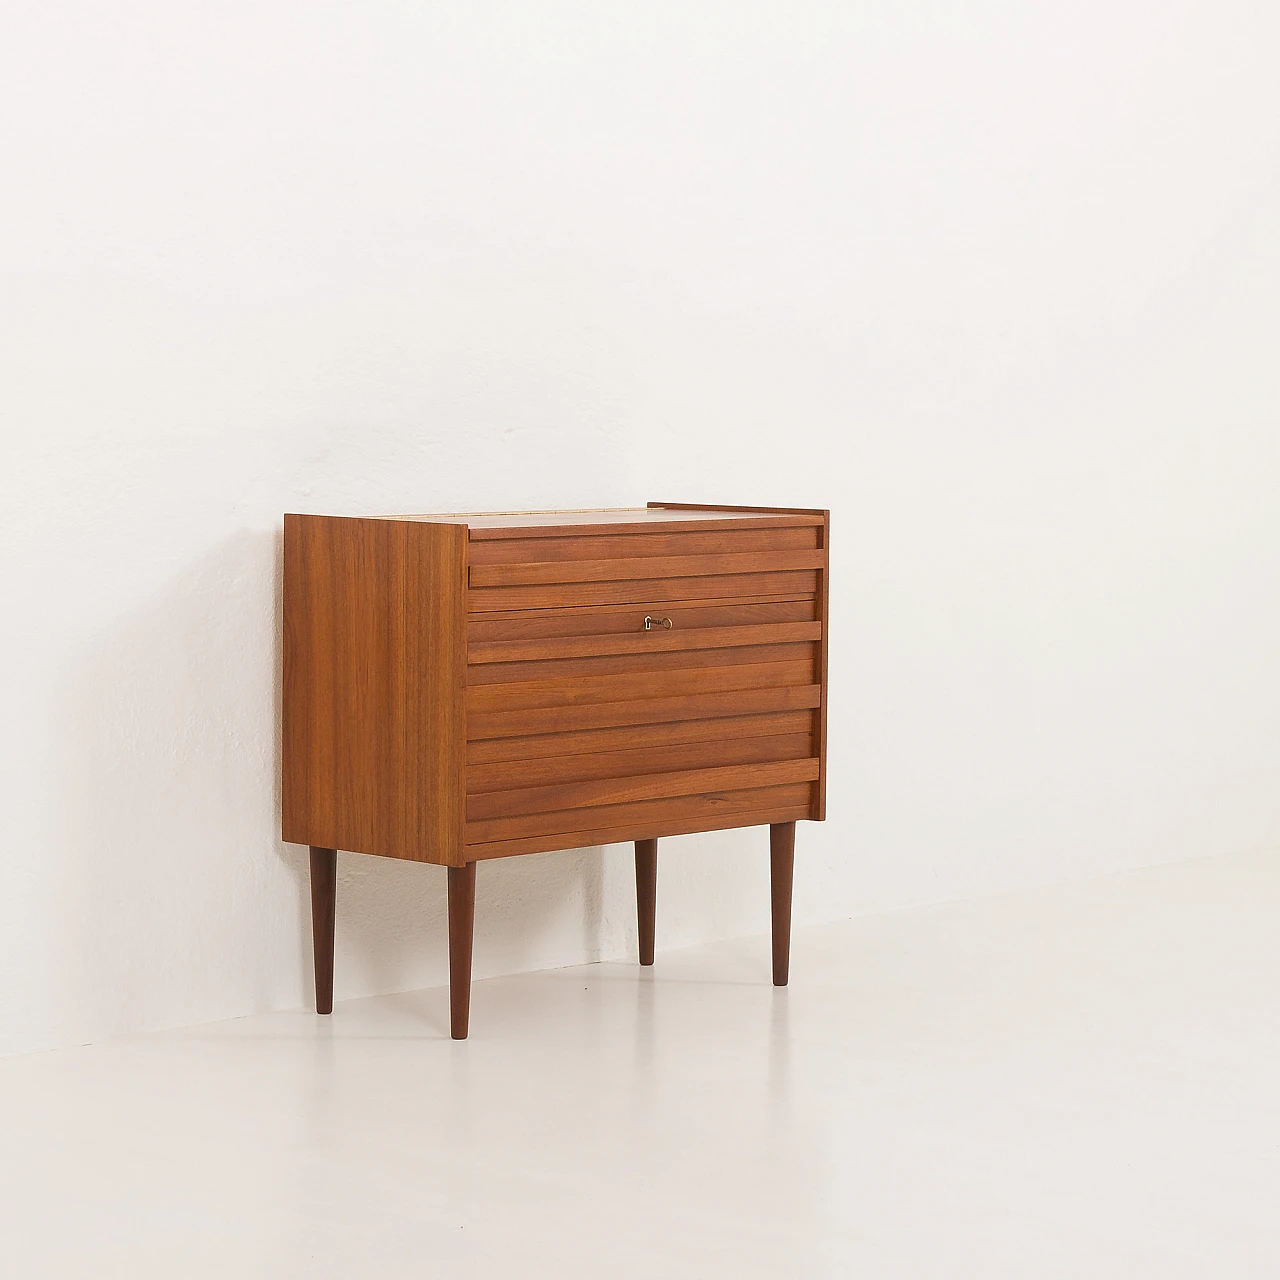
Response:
309,846,337,1014
635,839,658,966
448,862,477,1040
770,822,795,986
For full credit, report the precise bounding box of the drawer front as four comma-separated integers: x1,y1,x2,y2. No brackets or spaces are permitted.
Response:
468,597,817,646
462,560,822,856
467,524,824,613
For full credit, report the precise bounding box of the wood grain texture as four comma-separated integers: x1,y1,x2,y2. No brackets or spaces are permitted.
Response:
285,507,824,855
467,731,814,794
468,525,819,565
469,549,825,588
464,800,812,861
465,780,813,845
465,710,818,765
468,621,821,665
282,514,467,865
649,501,830,828
466,659,813,714
467,759,820,822
466,641,817,685
468,570,820,613
467,684,822,741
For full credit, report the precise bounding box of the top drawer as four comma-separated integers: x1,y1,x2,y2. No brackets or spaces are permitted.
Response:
466,523,824,613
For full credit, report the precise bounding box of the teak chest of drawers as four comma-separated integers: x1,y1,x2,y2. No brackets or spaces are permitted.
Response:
282,502,829,1037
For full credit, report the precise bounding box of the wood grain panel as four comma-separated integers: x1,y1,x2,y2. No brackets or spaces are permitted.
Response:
469,549,825,588
469,622,821,665
283,503,827,881
465,710,818,765
467,599,816,644
468,525,819,565
647,503,831,824
466,731,814,793
465,801,812,861
467,641,817,685
468,759,819,821
467,684,822,740
466,659,813,714
282,515,467,865
465,781,814,844
468,570,819,613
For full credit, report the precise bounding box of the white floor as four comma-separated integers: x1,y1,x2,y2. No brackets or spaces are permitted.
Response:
2,850,1278,1279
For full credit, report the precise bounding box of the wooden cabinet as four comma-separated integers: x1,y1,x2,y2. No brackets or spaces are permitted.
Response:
283,502,829,1037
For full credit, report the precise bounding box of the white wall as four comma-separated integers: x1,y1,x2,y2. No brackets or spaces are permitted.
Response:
3,0,1277,1057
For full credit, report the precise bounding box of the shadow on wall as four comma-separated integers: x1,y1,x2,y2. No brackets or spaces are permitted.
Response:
57,525,609,1042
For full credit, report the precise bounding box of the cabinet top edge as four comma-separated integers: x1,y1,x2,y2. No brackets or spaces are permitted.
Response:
285,507,826,537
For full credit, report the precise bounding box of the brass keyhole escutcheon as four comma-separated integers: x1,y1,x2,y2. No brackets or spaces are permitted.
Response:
643,615,674,631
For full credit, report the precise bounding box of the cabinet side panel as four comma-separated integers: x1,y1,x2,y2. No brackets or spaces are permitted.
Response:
281,516,465,864
282,514,339,848
281,514,310,844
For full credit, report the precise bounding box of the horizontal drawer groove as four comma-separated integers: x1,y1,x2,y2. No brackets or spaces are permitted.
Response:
466,732,814,793
466,710,818,765
466,660,813,714
467,759,820,821
465,802,813,860
468,621,821,664
469,550,825,588
467,685,822,740
468,526,819,565
468,570,819,613
466,641,817,686
465,781,814,845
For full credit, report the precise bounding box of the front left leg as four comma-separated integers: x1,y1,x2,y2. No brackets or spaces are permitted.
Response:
448,862,477,1039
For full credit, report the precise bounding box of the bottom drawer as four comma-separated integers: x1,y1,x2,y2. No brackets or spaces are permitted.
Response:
463,780,813,860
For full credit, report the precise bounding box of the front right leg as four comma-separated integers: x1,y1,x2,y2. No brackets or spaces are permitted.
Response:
635,839,658,966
